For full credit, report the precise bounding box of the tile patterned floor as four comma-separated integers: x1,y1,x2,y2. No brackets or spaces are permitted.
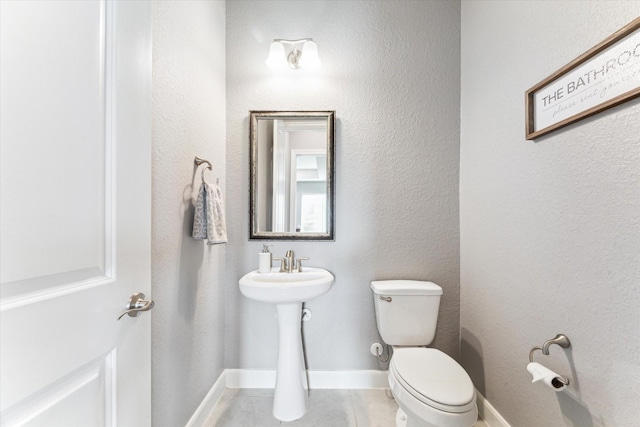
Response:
204,388,488,427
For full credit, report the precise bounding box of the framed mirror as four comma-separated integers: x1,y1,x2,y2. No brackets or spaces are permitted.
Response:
250,111,335,240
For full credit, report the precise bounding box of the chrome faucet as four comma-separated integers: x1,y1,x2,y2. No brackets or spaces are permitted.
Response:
273,250,309,273
285,250,295,273
295,256,309,272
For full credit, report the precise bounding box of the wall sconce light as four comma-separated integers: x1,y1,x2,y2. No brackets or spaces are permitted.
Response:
265,38,321,70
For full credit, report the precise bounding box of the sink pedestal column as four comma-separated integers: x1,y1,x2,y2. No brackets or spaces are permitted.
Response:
273,302,308,421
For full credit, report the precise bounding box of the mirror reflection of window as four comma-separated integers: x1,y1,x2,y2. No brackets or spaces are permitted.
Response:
281,126,326,233
299,194,326,232
293,154,327,232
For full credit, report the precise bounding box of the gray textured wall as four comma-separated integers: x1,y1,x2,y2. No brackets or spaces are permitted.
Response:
460,1,640,426
151,2,226,426
225,1,462,370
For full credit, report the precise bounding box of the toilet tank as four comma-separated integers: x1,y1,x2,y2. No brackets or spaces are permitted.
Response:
371,280,442,346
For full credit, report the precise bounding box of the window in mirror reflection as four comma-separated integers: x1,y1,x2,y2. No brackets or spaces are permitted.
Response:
269,121,327,233
294,154,326,232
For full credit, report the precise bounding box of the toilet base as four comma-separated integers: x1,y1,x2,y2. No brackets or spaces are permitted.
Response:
395,407,432,427
396,406,479,427
395,408,408,427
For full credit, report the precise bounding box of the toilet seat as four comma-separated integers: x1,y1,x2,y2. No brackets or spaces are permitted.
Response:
390,348,476,413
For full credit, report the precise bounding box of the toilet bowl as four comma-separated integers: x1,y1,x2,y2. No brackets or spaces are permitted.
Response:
371,280,477,427
388,347,477,427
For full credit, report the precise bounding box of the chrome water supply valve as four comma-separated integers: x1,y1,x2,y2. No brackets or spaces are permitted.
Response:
370,343,383,357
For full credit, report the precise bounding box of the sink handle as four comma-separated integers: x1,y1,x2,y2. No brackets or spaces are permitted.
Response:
273,257,287,273
295,257,309,272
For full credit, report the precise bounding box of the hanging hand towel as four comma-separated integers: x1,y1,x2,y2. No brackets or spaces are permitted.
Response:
193,181,227,245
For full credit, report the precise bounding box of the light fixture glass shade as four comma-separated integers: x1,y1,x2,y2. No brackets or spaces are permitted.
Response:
299,40,321,69
266,41,287,69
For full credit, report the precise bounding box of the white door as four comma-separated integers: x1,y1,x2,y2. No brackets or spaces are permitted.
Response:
0,1,152,426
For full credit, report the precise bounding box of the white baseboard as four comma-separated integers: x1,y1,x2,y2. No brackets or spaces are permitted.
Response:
224,369,275,388
308,370,389,389
476,389,511,427
185,371,509,427
184,370,227,427
225,369,389,389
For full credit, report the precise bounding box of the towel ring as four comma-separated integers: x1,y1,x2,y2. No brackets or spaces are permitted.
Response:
194,156,212,170
194,156,214,183
200,164,212,181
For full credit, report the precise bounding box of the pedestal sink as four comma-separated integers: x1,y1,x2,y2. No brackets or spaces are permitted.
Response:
239,267,334,421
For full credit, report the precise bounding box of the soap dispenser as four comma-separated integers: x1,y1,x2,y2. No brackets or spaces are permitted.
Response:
258,244,273,273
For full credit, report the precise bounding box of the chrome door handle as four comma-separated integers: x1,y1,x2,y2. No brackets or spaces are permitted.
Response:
118,292,155,320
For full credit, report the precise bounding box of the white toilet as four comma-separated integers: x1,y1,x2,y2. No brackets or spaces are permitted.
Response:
371,280,478,427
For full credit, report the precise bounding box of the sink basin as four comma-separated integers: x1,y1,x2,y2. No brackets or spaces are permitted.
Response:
239,267,334,303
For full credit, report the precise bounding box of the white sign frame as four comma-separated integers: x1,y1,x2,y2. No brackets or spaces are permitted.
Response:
526,17,640,140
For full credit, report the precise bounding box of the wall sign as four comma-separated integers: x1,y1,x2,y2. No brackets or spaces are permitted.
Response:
526,17,640,140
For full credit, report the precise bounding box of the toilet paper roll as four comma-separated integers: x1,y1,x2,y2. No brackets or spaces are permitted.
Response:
527,362,568,392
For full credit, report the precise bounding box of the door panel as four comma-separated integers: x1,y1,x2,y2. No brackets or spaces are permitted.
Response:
0,1,151,426
0,0,107,286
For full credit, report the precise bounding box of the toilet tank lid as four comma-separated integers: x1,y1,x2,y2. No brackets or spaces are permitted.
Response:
371,280,442,296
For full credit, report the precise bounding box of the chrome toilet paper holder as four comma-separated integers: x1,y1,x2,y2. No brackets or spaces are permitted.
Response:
529,334,571,386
